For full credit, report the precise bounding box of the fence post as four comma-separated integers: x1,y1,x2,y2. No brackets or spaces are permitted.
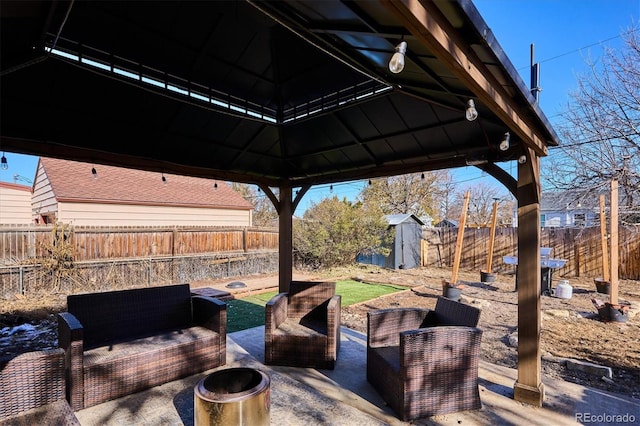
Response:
19,266,24,295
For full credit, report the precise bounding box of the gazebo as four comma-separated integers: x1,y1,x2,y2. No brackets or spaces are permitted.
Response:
1,0,558,407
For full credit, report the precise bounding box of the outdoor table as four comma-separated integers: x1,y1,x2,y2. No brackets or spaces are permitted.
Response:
503,249,567,295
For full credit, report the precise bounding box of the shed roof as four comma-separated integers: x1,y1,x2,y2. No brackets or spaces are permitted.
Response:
39,157,252,210
386,213,424,226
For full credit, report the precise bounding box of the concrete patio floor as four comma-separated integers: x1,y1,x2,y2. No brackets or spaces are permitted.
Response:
74,325,639,426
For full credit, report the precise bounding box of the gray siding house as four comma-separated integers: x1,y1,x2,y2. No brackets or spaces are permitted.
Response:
512,190,600,228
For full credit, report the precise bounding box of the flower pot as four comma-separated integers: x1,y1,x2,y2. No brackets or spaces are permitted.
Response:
594,278,610,295
596,302,629,323
480,270,496,283
442,284,462,301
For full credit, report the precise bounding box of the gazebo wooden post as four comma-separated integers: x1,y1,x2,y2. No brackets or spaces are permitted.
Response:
278,186,293,293
513,148,544,406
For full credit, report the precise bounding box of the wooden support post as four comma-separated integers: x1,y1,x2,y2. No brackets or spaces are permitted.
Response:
599,194,610,282
450,191,470,284
610,180,619,305
486,200,499,273
514,147,544,406
278,186,293,294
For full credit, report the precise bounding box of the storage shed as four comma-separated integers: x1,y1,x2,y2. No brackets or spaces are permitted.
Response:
358,214,424,270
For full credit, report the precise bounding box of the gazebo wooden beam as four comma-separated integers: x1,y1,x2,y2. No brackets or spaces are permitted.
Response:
382,0,548,157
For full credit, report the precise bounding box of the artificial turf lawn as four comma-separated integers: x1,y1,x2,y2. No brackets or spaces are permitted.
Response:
226,279,406,333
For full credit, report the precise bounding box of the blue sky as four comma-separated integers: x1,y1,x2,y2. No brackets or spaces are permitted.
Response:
1,0,638,214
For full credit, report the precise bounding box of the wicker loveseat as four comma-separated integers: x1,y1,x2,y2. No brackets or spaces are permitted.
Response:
265,281,341,369
367,296,482,420
58,283,226,410
0,348,80,425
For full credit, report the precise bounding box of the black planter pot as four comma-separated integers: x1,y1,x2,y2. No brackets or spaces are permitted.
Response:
597,302,629,323
480,270,496,283
594,278,610,295
442,285,462,302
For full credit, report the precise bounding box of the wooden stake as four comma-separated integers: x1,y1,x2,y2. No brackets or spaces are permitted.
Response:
610,180,619,305
486,199,499,273
599,194,610,282
451,190,470,285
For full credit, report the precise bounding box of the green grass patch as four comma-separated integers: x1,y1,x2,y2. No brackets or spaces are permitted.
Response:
226,279,406,333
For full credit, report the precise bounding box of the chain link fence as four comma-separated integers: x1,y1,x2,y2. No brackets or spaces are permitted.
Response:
0,251,278,298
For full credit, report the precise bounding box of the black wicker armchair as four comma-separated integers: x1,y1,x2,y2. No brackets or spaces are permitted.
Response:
0,349,80,425
265,281,341,369
366,296,482,420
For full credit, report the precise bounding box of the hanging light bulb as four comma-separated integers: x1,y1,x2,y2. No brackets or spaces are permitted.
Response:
1,153,8,170
499,132,510,151
91,166,98,179
162,173,167,184
465,99,478,121
368,179,372,186
421,172,425,180
518,155,527,164
214,181,218,190
388,40,407,74
329,185,333,193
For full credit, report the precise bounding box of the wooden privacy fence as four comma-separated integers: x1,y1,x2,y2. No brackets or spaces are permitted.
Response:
430,226,640,280
0,225,279,263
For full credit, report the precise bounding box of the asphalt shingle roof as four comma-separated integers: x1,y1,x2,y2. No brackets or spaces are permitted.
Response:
39,157,252,210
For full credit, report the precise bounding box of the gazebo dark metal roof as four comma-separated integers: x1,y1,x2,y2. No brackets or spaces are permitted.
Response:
1,0,557,409
1,0,557,188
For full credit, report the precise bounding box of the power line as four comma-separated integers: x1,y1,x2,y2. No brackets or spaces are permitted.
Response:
516,27,639,72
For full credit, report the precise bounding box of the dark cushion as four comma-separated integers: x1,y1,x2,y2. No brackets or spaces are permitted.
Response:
67,284,192,349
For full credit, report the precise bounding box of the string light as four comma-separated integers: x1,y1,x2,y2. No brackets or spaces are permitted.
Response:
388,40,407,74
0,153,8,170
499,132,510,151
465,99,478,121
91,166,98,179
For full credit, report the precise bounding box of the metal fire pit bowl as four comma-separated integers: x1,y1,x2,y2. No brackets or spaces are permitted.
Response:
194,367,270,426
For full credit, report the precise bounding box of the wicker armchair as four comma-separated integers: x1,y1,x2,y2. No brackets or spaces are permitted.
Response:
0,349,80,425
265,281,341,369
366,296,482,421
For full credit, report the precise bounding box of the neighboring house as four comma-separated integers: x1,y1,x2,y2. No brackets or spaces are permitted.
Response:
512,190,599,228
32,157,253,226
434,218,458,228
0,181,33,224
357,213,424,270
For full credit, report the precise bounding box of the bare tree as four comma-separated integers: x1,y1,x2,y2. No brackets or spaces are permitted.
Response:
448,183,514,227
231,183,278,227
359,171,451,222
547,24,640,221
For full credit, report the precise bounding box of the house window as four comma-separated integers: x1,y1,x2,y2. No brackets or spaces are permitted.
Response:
574,213,586,227
540,214,546,228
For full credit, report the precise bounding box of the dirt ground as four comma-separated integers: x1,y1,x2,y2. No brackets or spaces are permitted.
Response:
1,265,639,401
328,265,640,401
